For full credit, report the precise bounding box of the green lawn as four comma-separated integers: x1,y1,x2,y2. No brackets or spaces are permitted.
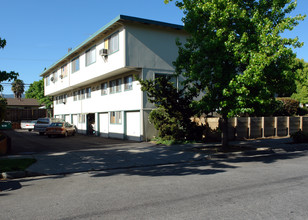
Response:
0,158,37,172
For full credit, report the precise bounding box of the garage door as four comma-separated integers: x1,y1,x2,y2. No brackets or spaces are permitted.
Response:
99,113,108,137
125,111,141,141
64,115,71,123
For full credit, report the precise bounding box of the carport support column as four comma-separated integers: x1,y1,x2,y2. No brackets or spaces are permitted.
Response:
95,113,99,136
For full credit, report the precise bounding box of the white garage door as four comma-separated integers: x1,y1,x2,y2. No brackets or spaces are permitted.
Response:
99,113,108,137
65,115,71,123
125,111,141,141
72,114,78,127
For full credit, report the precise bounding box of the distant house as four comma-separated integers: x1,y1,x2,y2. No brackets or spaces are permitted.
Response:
5,98,46,121
40,15,188,141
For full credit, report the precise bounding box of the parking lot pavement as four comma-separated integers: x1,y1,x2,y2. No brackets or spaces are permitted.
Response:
3,129,146,155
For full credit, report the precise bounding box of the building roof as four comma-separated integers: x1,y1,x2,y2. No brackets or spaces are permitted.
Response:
6,98,41,107
40,15,184,77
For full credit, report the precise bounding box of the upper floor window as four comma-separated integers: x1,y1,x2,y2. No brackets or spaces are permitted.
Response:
85,46,96,66
124,75,133,91
104,32,119,55
86,87,91,98
71,57,80,73
46,75,51,86
61,64,68,78
53,71,58,82
101,82,108,95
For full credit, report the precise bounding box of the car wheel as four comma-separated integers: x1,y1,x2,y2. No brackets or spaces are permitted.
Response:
39,132,44,136
72,131,75,136
28,129,32,132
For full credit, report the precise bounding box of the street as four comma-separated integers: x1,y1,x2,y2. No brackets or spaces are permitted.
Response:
1,150,307,219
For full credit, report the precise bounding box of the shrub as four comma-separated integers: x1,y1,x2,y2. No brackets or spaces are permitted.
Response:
274,98,299,116
297,107,308,116
290,130,308,143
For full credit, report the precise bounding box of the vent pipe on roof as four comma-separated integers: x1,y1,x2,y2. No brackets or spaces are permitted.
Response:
68,48,72,53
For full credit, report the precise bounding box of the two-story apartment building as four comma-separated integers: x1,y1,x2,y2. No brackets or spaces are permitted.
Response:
41,15,187,141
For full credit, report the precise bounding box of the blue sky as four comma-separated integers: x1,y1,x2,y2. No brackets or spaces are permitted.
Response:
0,0,307,95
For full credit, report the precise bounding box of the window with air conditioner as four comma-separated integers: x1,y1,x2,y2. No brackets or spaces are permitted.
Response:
104,32,119,55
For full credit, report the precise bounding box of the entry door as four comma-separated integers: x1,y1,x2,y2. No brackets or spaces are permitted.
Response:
125,111,141,141
99,113,108,137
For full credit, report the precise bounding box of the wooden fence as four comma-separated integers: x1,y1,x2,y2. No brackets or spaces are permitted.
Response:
204,116,308,140
5,109,48,122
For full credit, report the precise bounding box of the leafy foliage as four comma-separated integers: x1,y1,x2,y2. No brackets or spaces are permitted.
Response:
273,97,299,116
0,97,7,122
291,59,308,104
137,75,199,141
165,0,305,147
1,37,19,120
25,79,53,108
0,38,19,92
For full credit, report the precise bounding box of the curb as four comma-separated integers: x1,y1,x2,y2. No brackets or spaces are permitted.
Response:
1,171,43,180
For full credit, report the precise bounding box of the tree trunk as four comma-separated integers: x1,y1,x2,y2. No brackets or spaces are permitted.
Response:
220,116,229,150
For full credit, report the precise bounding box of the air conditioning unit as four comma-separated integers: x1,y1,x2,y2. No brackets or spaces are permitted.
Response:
99,49,108,56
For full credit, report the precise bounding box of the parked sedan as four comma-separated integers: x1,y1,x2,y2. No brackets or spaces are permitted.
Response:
45,122,76,138
20,120,37,131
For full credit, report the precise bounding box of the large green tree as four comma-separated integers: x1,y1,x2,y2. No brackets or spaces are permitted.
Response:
291,59,308,105
25,79,53,108
165,0,305,148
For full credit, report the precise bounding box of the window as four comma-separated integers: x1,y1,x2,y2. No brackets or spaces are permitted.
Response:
86,87,91,98
110,111,121,124
73,91,78,101
79,89,85,100
61,64,68,78
46,75,50,86
72,57,80,73
124,75,133,91
53,71,58,82
104,32,119,55
85,46,96,66
55,96,59,104
78,114,85,123
109,78,121,94
101,82,108,95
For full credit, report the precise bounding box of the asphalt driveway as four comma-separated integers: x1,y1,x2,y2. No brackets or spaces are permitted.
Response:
3,129,147,155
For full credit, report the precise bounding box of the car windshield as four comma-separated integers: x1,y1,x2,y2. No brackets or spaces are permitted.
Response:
37,119,49,124
50,123,63,127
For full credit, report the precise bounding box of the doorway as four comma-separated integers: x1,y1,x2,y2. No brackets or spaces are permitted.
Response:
87,113,95,135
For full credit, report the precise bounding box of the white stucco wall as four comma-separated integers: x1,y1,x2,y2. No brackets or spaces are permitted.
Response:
45,27,126,96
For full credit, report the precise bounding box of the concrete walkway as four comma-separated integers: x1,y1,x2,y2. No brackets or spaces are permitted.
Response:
2,137,308,178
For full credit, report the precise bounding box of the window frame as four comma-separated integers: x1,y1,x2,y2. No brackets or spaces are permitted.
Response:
86,87,91,99
124,75,133,91
101,82,108,96
71,56,80,73
85,46,96,66
110,111,122,124
104,32,119,55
